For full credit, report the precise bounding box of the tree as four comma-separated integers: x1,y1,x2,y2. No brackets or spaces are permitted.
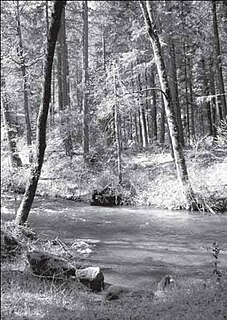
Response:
16,0,66,225
212,0,227,119
56,5,73,156
82,0,90,159
16,0,33,159
139,0,196,209
1,75,22,168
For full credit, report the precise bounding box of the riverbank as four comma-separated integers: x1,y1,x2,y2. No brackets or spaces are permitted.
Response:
1,221,227,320
1,138,227,213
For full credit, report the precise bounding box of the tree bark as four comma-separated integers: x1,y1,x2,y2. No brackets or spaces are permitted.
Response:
114,81,122,185
169,40,184,145
57,6,73,156
16,0,66,225
138,73,148,148
150,71,157,141
82,0,90,159
1,76,22,167
159,95,165,144
140,0,196,209
183,43,190,142
212,0,227,119
16,0,32,155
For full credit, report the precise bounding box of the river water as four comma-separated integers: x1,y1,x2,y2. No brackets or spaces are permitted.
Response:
2,196,227,288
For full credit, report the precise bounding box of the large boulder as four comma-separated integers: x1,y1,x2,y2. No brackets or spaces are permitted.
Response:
27,250,76,278
90,186,122,207
76,267,104,292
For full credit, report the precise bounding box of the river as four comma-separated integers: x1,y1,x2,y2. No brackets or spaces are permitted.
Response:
2,196,227,288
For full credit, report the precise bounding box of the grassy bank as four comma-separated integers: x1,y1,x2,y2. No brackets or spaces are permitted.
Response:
1,223,227,320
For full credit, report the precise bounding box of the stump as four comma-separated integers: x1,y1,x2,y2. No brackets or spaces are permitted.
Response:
90,186,122,207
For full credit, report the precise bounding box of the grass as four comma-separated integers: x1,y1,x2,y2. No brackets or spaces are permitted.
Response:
1,222,227,320
1,254,227,320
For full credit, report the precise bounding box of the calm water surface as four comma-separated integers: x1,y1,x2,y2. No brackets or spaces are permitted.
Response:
2,196,227,287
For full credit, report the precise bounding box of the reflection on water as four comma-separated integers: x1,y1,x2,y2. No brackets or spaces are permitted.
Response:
2,196,227,287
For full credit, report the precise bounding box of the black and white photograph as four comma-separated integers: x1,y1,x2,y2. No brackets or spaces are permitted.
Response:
1,0,227,319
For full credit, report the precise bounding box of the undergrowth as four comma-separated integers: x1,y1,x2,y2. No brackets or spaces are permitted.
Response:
1,131,227,212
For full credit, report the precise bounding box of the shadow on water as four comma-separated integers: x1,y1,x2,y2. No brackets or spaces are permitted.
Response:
2,195,227,287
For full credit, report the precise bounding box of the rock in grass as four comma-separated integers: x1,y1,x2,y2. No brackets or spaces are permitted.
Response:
27,250,104,292
104,285,130,300
157,275,174,291
1,229,23,259
76,267,104,292
27,250,76,278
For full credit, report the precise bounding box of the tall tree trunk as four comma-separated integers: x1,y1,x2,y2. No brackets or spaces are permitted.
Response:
45,0,49,42
114,76,122,185
169,40,184,145
164,1,184,146
140,0,196,209
138,73,148,148
159,94,165,144
82,0,89,159
150,71,157,141
16,0,66,225
57,7,73,156
183,43,190,142
102,30,106,71
16,0,32,158
188,56,195,139
144,67,152,142
212,0,227,118
201,57,213,136
1,76,22,167
209,60,217,139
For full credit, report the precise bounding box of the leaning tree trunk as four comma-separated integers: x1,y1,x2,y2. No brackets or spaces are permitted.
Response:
140,0,196,210
16,0,66,225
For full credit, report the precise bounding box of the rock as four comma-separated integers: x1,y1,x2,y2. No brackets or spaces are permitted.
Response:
104,285,130,300
157,275,174,291
76,267,104,292
90,186,122,206
27,250,76,278
1,229,23,259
